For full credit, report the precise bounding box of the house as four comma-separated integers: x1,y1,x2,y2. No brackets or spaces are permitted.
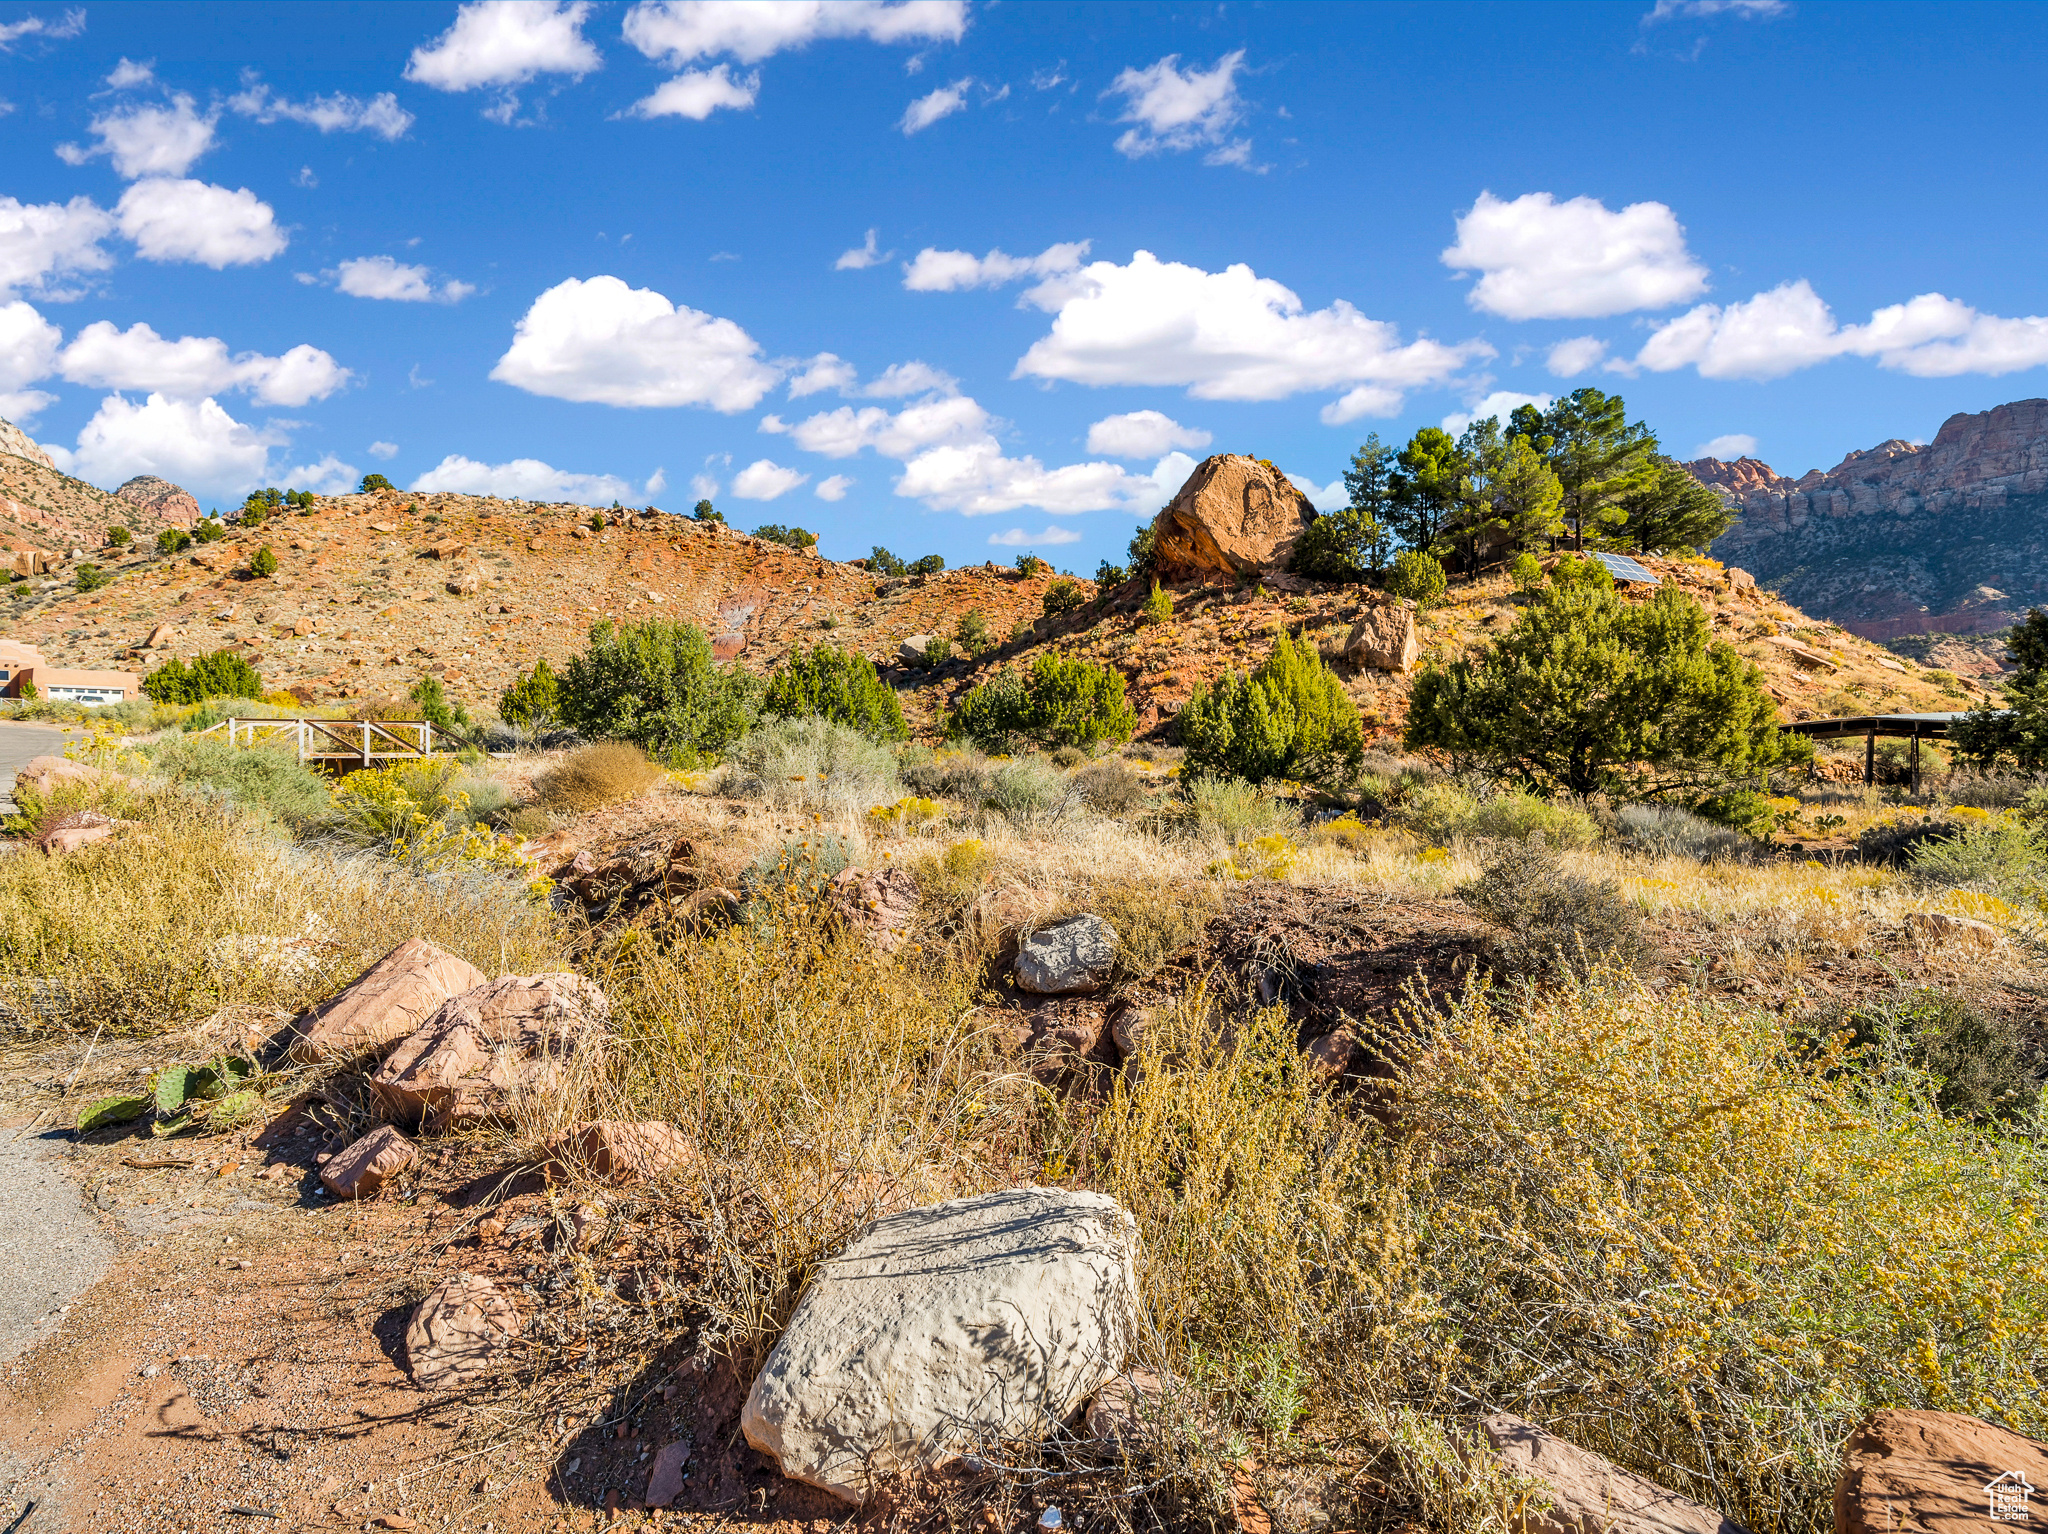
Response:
0,640,140,705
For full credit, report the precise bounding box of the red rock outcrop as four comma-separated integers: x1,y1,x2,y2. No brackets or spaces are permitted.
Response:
1693,398,2048,641
0,415,54,470
1151,454,1317,579
113,474,202,528
1834,1409,2048,1534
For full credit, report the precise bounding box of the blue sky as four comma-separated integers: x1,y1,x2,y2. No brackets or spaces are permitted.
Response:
3,0,2046,571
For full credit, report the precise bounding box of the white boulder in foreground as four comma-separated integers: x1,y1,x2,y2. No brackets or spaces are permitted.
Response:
741,1187,1140,1503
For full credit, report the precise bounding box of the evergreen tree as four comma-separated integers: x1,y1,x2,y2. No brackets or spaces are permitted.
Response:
1291,433,1397,580
499,658,561,727
946,651,1133,750
1952,608,2048,770
142,650,265,705
1180,632,1363,786
1614,457,1737,555
558,619,761,760
761,644,908,741
1386,427,1469,552
1521,388,1658,551
1445,417,1563,569
1405,581,1806,798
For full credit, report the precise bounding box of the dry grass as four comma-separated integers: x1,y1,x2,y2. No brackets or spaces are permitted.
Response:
534,742,668,812
0,793,564,1037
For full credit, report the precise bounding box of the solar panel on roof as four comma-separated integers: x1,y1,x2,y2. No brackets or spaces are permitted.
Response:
1590,551,1659,584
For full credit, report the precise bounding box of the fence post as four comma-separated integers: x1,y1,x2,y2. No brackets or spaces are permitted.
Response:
1864,727,1875,786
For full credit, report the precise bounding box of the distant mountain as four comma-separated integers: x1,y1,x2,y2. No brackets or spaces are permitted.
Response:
0,424,194,562
1693,398,2048,643
0,415,55,471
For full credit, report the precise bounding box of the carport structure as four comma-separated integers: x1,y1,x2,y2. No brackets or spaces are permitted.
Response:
1780,712,1981,791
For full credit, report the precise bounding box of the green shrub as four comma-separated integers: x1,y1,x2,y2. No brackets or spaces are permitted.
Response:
868,546,907,577
1406,581,1805,799
1549,551,1615,591
1813,986,2040,1124
157,528,191,555
1179,631,1363,786
408,675,472,741
1143,581,1173,625
985,757,1069,827
751,523,817,550
106,525,131,547
146,735,331,826
240,501,267,528
906,634,952,670
1160,774,1303,844
558,619,760,762
761,645,906,742
74,564,108,593
909,553,945,576
1015,553,1047,577
1509,550,1542,591
360,473,393,493
1384,549,1445,605
498,658,560,727
142,650,264,706
1042,577,1085,617
1126,521,1158,581
1400,783,1598,847
1693,787,1776,838
1289,502,1391,582
1907,817,2046,891
193,518,226,544
946,652,1134,751
954,609,991,657
1094,560,1128,587
692,499,724,524
250,545,278,577
1458,839,1648,977
725,716,901,812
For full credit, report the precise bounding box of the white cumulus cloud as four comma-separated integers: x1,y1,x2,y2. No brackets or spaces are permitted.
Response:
626,63,758,119
406,0,600,120
834,230,890,271
1104,50,1252,166
410,453,634,504
1546,336,1608,377
902,240,1088,292
0,300,63,394
988,524,1082,547
104,57,155,89
815,473,852,501
621,1,966,65
227,77,415,139
335,256,476,303
1442,390,1553,435
0,196,115,299
765,392,986,459
1442,191,1709,320
787,352,858,397
58,321,350,406
862,360,956,397
1643,0,1786,22
1286,473,1347,512
491,274,780,410
900,79,968,133
1631,280,2048,381
116,179,286,268
1085,409,1210,458
1692,433,1759,460
1012,250,1492,418
367,440,399,460
731,458,807,499
68,392,283,498
280,453,360,495
56,93,217,178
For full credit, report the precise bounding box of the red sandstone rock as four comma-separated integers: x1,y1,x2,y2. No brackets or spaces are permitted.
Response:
1151,455,1317,579
1834,1409,2048,1534
1483,1413,1750,1534
290,939,487,1065
549,1120,693,1185
370,972,610,1130
320,1123,416,1200
405,1273,520,1388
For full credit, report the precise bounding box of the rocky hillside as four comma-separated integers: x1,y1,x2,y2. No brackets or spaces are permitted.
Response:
0,442,193,564
1692,397,2048,646
4,470,1990,738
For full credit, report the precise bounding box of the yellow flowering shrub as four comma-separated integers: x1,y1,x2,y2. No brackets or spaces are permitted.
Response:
329,763,536,886
1207,833,1299,881
866,795,942,833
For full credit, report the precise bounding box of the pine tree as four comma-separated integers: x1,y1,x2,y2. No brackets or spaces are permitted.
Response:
1522,388,1658,551
761,644,908,741
1614,457,1735,555
1180,632,1362,785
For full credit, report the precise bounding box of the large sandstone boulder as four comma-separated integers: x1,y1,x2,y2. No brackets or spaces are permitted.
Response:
1150,455,1317,579
741,1187,1141,1503
1483,1414,1750,1534
113,474,201,528
405,1273,520,1388
369,973,610,1130
1342,600,1420,672
548,1120,693,1185
289,938,487,1065
1016,914,1118,995
1834,1409,2048,1534
13,754,136,797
